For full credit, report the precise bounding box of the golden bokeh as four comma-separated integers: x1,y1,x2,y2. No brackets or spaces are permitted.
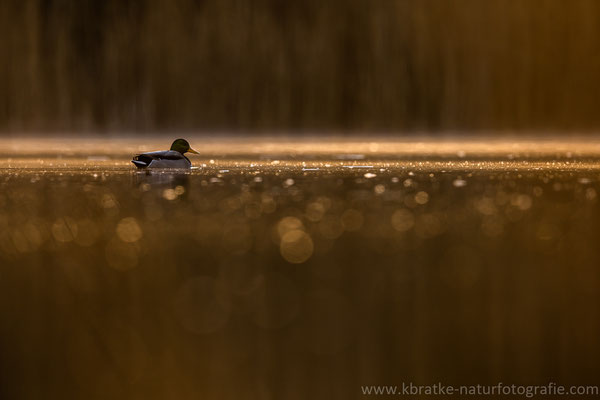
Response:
116,217,143,243
280,229,314,264
390,209,415,232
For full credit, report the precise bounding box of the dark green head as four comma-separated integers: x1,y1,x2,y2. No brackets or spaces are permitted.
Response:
170,138,199,154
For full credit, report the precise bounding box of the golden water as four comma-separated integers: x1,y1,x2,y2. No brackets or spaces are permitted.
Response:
0,137,599,399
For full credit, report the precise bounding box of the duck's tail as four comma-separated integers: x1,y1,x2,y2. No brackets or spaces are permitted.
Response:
132,159,149,168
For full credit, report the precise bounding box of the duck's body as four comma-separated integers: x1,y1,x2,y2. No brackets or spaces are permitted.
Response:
132,139,199,169
132,150,192,169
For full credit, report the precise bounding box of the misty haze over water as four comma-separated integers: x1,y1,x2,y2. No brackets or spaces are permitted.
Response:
3,0,600,133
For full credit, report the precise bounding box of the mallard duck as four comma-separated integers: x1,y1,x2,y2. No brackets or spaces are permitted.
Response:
132,139,199,169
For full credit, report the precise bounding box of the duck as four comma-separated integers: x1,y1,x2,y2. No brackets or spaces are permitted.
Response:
132,139,200,169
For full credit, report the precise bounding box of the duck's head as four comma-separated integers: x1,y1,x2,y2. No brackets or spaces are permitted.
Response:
170,138,199,155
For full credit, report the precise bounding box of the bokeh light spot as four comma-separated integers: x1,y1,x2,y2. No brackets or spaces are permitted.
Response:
52,217,78,243
341,209,364,232
415,191,429,205
116,217,143,243
280,229,314,264
162,188,178,201
391,209,415,232
277,216,304,238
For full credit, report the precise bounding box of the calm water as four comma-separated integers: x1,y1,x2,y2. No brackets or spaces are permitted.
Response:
1,138,599,399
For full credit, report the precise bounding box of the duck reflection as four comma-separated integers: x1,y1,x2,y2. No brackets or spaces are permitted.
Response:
133,170,191,199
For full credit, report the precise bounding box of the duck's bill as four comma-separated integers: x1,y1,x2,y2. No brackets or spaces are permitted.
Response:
188,148,200,154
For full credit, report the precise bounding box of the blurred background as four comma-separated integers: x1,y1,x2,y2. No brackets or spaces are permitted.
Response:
3,0,600,133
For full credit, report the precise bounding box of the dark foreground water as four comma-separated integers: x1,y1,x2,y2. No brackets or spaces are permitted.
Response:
0,138,599,399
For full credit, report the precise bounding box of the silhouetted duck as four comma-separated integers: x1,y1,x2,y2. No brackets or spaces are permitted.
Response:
132,139,199,169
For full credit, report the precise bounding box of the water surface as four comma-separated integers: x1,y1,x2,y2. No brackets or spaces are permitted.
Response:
1,137,599,399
